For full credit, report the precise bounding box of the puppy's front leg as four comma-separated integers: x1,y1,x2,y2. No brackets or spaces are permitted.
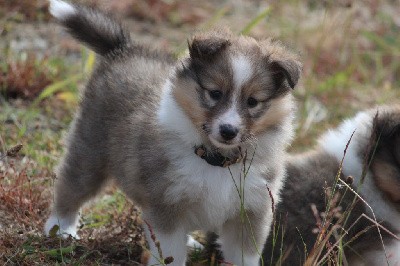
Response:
143,222,187,266
220,212,270,266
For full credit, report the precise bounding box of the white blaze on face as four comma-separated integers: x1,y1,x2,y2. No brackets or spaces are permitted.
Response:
210,55,253,147
232,54,253,90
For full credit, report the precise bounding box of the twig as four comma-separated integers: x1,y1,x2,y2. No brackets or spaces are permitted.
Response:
0,144,23,160
266,185,275,214
307,131,356,265
143,219,174,265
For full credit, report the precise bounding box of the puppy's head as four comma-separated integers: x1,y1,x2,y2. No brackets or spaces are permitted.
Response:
172,29,302,149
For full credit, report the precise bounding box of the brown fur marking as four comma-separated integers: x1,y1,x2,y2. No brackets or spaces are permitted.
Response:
251,95,293,135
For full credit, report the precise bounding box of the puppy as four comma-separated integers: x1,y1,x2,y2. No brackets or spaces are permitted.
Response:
44,1,302,265
263,106,400,265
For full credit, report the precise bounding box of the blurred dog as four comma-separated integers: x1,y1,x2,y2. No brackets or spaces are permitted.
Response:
44,0,302,265
263,106,400,265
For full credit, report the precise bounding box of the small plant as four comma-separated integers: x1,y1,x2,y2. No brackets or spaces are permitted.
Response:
227,148,266,266
143,219,174,265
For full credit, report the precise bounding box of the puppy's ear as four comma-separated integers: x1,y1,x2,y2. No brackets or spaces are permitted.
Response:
188,31,231,59
269,59,302,89
262,39,302,89
369,109,400,202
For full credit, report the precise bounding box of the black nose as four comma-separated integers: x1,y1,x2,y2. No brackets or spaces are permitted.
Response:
219,124,239,141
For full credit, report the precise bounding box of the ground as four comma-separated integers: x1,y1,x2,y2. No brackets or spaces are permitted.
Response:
1,0,400,265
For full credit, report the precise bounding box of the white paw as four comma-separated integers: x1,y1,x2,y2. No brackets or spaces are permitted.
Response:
44,213,79,239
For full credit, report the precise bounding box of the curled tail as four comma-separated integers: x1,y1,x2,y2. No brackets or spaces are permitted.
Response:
49,0,131,56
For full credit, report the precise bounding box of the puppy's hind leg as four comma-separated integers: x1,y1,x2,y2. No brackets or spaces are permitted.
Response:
45,119,109,238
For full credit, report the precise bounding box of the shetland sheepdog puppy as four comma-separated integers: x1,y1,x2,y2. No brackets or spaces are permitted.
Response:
44,1,302,265
263,106,400,265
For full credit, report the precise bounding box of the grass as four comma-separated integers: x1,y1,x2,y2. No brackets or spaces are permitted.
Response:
1,0,400,265
228,149,264,266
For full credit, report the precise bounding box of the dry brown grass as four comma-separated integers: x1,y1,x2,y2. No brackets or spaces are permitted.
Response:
0,55,54,100
0,145,146,265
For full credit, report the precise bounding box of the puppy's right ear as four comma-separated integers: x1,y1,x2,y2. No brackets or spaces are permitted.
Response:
369,109,400,202
188,31,231,59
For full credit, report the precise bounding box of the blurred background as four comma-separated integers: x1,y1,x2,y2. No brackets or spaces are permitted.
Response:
1,0,399,264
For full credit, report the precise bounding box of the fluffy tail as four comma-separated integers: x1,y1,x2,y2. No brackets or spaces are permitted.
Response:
49,0,131,56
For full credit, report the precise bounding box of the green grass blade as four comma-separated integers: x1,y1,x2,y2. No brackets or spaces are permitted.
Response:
240,7,271,35
84,50,96,74
43,245,75,258
32,74,82,105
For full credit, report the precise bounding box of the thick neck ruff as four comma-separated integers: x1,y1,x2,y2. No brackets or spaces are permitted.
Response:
194,145,243,167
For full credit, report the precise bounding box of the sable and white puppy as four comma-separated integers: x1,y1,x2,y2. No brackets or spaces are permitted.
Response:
45,0,302,265
263,106,400,265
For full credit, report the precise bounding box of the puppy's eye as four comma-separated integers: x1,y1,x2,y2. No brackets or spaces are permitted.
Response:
209,90,222,101
247,97,258,108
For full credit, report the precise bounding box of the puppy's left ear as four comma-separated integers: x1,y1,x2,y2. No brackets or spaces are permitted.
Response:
269,59,302,89
262,39,302,89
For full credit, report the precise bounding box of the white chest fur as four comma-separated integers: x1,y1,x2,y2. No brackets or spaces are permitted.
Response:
163,149,271,231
